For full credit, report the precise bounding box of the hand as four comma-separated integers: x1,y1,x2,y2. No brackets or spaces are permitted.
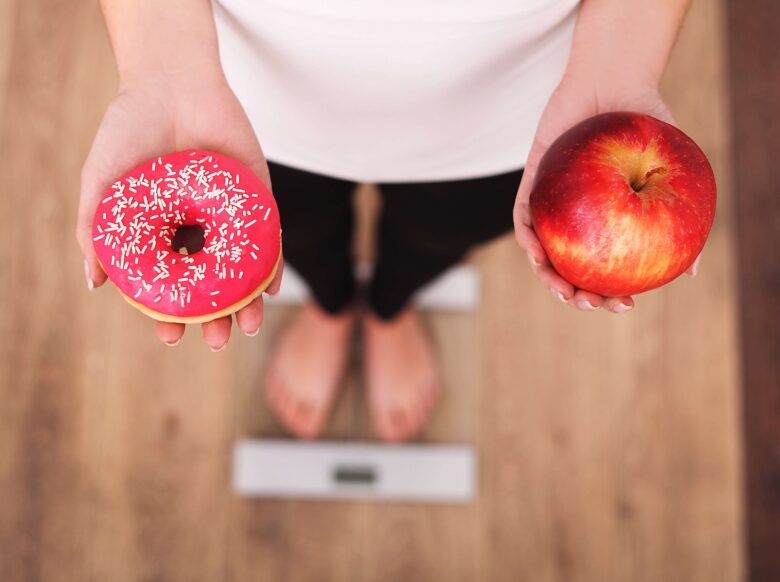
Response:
76,73,284,349
513,73,698,313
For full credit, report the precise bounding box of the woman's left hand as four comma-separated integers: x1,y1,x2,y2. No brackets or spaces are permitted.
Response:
513,72,699,313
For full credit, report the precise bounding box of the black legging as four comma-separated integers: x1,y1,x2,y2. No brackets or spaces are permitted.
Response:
268,161,523,320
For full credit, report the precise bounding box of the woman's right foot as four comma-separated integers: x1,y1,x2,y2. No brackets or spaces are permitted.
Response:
265,301,354,439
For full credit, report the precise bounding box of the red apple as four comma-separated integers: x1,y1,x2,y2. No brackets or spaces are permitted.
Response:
529,112,716,297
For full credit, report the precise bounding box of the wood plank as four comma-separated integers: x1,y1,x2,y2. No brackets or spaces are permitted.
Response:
0,0,18,126
725,0,780,580
0,1,97,580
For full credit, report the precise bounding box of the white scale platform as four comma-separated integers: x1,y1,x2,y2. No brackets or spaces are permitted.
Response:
234,440,476,503
232,264,479,503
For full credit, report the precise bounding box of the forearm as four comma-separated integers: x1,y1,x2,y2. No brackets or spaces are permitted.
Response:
565,0,691,89
99,0,222,87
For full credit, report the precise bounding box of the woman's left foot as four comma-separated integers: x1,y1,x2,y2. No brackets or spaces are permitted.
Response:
363,307,441,443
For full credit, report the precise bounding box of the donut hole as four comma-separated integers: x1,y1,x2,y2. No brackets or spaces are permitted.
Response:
171,224,205,255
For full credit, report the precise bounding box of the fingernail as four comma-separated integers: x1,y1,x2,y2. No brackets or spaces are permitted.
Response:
527,253,541,268
245,327,260,337
164,338,181,347
84,260,94,291
690,255,701,277
576,300,599,311
210,343,227,353
613,302,633,313
549,288,567,303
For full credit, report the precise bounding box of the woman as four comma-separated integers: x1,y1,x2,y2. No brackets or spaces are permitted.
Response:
77,0,693,442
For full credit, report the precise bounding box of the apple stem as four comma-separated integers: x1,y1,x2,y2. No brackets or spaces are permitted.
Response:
632,166,666,192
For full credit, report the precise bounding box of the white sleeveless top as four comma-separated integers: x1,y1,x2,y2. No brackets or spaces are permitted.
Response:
213,0,579,182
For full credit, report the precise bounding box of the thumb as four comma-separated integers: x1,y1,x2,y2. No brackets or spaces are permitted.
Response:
76,162,110,290
265,255,284,295
513,136,549,261
686,252,702,277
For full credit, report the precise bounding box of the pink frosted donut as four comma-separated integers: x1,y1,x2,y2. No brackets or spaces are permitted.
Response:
91,149,282,323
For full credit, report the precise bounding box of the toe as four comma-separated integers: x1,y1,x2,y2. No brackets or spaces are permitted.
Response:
265,375,285,416
292,400,321,440
267,378,326,440
374,406,404,443
376,404,422,444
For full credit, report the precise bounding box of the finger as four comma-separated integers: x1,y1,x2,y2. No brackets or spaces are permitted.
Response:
266,255,284,296
515,220,548,265
77,163,110,290
603,296,634,314
201,315,232,351
156,321,185,346
513,129,553,261
533,264,575,303
686,253,702,277
514,137,547,211
572,289,603,311
235,296,263,336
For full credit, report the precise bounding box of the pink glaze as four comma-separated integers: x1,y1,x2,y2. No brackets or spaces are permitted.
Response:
92,150,281,318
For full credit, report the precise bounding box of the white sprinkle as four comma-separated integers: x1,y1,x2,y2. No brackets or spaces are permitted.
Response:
210,290,220,296
211,301,217,308
263,208,271,221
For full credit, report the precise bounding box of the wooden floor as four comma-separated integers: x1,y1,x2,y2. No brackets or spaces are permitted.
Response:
726,1,780,580
0,0,745,581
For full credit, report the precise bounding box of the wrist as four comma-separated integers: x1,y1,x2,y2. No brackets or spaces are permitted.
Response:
118,57,225,95
562,55,661,97
102,0,223,91
116,67,231,115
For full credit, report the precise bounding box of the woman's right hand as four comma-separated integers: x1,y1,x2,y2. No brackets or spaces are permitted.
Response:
76,71,283,350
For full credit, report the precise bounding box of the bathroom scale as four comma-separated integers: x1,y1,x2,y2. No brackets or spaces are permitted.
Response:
265,262,480,312
234,263,480,503
232,439,476,503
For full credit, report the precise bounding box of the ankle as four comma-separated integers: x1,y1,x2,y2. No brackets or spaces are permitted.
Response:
364,305,417,329
305,301,356,325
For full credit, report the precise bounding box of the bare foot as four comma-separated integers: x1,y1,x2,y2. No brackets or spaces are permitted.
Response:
363,308,442,443
265,302,354,439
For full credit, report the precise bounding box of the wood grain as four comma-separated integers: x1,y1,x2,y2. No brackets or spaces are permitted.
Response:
0,0,744,581
725,0,780,580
